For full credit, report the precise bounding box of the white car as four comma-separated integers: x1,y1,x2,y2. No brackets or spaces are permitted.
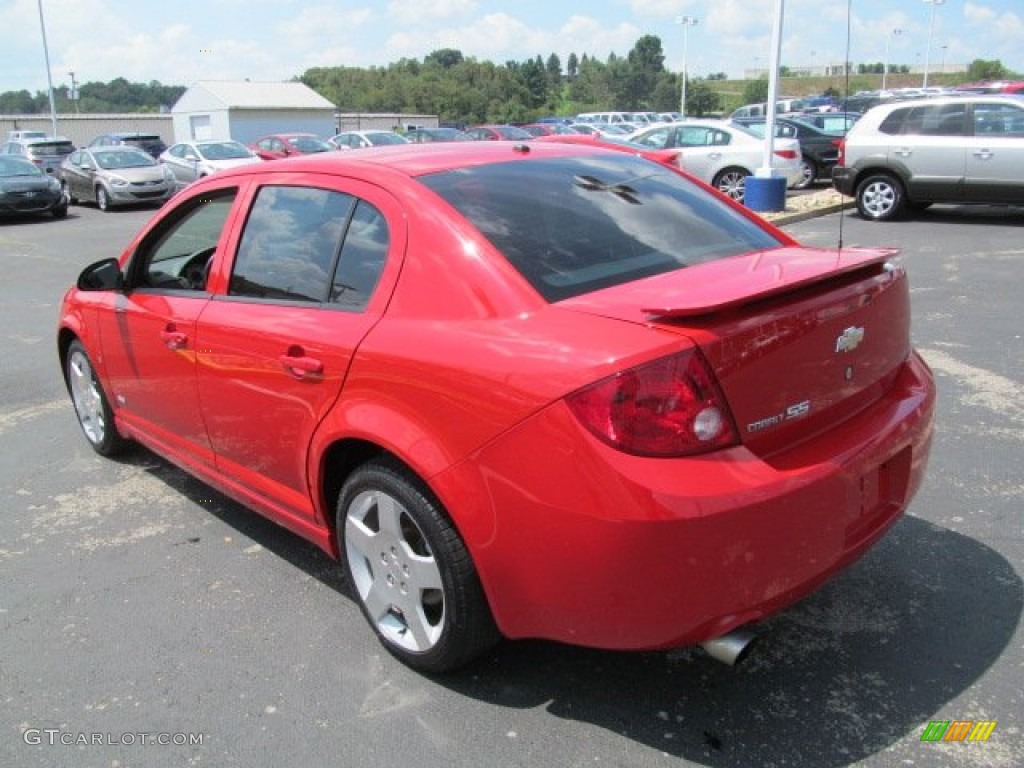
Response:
329,130,409,150
159,140,262,187
627,120,803,201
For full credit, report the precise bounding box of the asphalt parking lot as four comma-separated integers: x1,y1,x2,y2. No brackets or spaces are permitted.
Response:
1,200,1021,768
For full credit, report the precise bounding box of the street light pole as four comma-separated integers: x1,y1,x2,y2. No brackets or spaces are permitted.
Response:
882,28,902,92
922,0,945,88
676,15,699,118
36,0,59,136
68,70,79,114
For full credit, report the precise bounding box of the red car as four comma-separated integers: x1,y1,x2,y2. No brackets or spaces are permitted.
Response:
464,124,534,141
248,132,333,160
58,142,934,673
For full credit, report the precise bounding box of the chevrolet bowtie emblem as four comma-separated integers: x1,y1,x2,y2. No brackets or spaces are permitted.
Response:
835,326,865,353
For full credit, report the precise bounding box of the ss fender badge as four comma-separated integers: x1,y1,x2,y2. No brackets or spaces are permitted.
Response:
835,326,865,353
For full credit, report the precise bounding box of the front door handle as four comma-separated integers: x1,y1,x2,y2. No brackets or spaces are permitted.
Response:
160,328,187,349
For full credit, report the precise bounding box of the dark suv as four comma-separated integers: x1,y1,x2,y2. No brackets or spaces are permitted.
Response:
89,132,168,159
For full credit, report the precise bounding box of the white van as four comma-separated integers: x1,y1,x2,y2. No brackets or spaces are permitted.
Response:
730,98,807,119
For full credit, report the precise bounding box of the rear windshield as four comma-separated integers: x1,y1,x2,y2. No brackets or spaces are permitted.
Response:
419,154,782,302
29,141,74,156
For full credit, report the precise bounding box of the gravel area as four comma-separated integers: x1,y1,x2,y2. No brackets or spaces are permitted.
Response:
757,186,853,224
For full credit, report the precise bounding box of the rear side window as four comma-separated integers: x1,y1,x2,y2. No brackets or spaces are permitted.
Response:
974,102,1024,136
879,104,967,136
230,186,388,309
420,155,781,302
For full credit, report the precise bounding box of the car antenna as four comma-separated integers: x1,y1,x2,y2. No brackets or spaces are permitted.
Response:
836,0,853,252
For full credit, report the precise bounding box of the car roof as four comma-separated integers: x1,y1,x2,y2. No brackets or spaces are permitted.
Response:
204,140,627,182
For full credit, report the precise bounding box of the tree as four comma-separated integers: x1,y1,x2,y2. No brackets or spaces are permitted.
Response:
567,53,579,80
686,78,720,117
742,78,770,104
425,49,464,69
966,59,1008,81
624,35,666,107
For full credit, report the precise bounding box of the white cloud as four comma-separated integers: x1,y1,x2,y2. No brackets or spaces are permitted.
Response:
387,0,479,24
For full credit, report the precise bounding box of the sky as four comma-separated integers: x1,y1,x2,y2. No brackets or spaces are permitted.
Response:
2,0,1022,96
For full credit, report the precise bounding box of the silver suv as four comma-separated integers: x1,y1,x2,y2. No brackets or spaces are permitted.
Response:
0,137,76,176
832,95,1024,220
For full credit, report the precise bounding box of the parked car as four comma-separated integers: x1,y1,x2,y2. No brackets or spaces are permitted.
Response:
329,130,409,150
627,120,803,201
5,130,49,141
520,123,579,137
832,94,1024,221
160,140,262,186
954,80,1024,95
60,146,176,211
569,123,635,138
464,125,534,141
790,111,861,136
89,132,168,159
0,136,75,176
0,154,67,219
404,127,472,143
731,116,844,189
58,142,934,673
249,133,333,160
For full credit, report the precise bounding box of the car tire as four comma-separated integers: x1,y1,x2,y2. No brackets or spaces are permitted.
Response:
52,203,68,219
855,173,906,221
96,186,110,212
65,340,127,456
713,168,749,203
792,156,817,190
337,459,499,673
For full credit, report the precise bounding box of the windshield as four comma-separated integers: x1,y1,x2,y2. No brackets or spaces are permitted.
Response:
290,137,332,153
197,141,252,160
94,150,156,169
420,154,781,302
0,156,43,177
367,132,407,146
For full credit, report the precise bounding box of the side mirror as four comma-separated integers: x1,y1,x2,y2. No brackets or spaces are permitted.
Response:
77,257,123,291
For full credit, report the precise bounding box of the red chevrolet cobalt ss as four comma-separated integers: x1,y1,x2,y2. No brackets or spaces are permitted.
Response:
58,141,934,673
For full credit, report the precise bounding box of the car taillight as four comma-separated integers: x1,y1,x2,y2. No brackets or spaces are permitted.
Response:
565,350,739,457
773,149,798,159
835,139,846,166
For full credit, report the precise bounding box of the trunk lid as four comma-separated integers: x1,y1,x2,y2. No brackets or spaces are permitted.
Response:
557,246,911,455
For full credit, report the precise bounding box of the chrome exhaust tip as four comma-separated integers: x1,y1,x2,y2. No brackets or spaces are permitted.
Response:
700,628,758,666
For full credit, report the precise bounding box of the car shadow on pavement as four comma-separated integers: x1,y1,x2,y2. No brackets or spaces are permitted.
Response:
133,453,1020,767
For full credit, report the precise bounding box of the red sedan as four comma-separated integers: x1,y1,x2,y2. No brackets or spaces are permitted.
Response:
248,132,333,160
58,142,934,673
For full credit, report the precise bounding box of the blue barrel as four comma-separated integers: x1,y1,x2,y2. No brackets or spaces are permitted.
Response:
744,175,787,212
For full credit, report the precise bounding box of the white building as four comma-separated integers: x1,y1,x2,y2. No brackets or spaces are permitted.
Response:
171,81,336,144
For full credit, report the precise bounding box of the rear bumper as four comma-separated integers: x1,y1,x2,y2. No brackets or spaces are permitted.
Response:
832,166,856,197
439,351,934,650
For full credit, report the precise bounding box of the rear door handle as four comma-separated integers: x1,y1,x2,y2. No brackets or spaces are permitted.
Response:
973,149,993,160
279,353,323,378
